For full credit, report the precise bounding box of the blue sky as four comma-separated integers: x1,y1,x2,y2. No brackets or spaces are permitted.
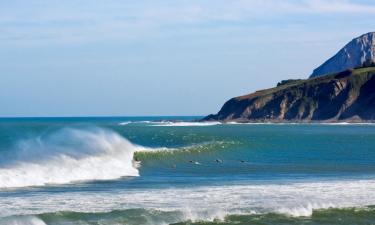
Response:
1,0,375,117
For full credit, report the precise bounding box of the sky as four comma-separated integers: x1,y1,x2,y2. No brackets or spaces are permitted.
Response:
0,0,375,117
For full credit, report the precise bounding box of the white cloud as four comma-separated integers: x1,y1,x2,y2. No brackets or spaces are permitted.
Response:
303,0,375,13
0,0,374,45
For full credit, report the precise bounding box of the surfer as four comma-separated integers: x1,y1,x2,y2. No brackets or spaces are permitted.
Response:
189,160,200,165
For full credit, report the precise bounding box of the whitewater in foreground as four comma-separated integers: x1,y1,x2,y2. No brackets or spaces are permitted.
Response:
0,116,375,225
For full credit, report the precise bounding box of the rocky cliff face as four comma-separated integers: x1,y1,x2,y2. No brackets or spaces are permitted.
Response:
204,67,375,122
311,32,375,78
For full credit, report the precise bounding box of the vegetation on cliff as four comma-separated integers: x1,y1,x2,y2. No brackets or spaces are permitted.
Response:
204,67,375,122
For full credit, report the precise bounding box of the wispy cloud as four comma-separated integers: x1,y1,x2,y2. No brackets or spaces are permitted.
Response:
0,0,374,45
302,0,375,13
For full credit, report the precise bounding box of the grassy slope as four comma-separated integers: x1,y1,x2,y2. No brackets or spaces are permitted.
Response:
206,67,375,122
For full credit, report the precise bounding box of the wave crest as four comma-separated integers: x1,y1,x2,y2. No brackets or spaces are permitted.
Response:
0,216,46,225
0,128,142,188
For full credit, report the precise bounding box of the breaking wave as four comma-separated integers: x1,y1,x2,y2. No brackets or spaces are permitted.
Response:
2,203,375,225
119,121,221,127
0,128,145,188
2,179,375,220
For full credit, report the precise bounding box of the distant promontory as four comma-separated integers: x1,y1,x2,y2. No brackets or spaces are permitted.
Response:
311,32,375,78
204,33,375,123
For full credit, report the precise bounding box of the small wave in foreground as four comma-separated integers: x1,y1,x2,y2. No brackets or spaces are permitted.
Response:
1,206,375,225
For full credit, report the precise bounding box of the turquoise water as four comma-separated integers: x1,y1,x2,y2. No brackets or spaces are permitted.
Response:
0,117,375,225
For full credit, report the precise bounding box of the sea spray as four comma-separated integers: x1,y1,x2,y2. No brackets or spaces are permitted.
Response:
0,127,142,188
0,216,46,225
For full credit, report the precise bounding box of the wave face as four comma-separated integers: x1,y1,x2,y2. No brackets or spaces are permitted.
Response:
0,128,141,188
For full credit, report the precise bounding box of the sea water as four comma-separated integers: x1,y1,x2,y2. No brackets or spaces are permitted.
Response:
0,117,375,225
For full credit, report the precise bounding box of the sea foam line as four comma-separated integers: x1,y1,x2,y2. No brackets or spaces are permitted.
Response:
119,121,221,127
1,179,375,219
150,121,221,127
0,216,46,225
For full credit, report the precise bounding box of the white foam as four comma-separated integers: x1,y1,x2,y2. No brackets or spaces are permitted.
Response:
119,120,369,127
119,121,131,125
225,122,301,125
119,121,221,127
151,121,221,127
0,216,46,225
1,179,375,220
0,128,143,188
119,121,154,126
321,122,375,125
277,202,335,217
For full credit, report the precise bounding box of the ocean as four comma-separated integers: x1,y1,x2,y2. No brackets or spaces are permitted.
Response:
0,117,375,225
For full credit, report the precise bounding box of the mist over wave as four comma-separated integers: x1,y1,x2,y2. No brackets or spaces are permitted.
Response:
0,128,143,188
0,216,46,225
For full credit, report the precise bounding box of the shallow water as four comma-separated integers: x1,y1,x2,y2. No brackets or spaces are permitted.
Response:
0,117,375,224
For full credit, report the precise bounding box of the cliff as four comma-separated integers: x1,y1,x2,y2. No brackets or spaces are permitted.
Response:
204,67,375,122
311,32,375,78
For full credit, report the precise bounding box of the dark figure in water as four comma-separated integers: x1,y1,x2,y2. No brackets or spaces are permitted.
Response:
189,160,200,165
215,159,223,163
